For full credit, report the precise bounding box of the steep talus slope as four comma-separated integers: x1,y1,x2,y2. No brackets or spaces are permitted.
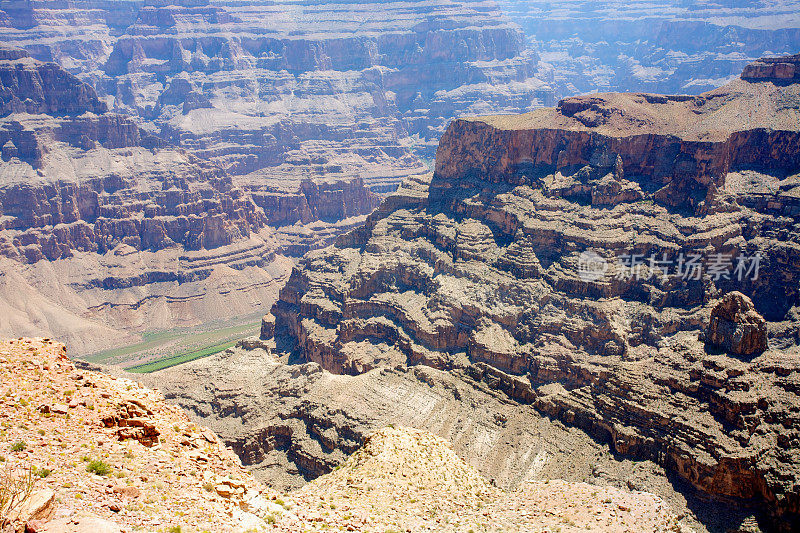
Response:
0,337,280,532
0,50,295,354
500,0,800,96
265,57,800,529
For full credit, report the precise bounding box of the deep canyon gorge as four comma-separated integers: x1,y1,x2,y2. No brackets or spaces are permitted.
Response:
0,2,799,533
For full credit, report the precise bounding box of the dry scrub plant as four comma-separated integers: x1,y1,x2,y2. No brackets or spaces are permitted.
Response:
0,465,35,527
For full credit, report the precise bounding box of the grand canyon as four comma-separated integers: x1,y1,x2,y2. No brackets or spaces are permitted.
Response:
1,2,799,533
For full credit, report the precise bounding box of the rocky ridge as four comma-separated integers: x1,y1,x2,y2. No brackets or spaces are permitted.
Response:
0,337,278,532
144,339,757,532
277,425,687,532
1,336,684,532
262,58,800,530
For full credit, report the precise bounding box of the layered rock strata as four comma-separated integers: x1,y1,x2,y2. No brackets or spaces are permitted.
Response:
142,342,709,532
265,59,800,529
0,50,296,354
0,1,555,353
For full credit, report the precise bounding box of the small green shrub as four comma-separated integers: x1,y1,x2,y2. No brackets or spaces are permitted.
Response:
86,459,111,476
10,441,26,452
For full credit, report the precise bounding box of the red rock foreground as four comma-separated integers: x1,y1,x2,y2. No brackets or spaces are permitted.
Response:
0,337,274,532
0,337,684,532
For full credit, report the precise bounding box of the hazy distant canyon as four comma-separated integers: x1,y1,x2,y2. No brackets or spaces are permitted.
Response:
502,0,800,95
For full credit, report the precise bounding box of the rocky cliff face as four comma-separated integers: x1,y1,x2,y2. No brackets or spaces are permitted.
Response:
0,46,106,117
0,1,552,353
264,58,800,530
0,50,299,354
501,0,800,97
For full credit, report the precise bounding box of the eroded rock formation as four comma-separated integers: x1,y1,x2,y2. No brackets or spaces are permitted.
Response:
0,0,551,184
264,58,800,529
0,337,275,532
142,342,710,532
742,54,800,82
705,291,768,356
0,1,555,354
2,336,692,532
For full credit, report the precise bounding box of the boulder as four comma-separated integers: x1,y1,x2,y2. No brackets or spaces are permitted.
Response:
3,489,56,529
101,399,160,447
706,291,768,356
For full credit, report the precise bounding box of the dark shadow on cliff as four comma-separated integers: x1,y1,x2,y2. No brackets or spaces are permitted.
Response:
661,468,772,533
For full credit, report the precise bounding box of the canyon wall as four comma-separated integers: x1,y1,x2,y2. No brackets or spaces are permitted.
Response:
0,1,554,353
0,50,301,354
264,57,800,530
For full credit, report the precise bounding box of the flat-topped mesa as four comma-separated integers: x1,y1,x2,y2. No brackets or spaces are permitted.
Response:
741,54,800,82
434,55,800,211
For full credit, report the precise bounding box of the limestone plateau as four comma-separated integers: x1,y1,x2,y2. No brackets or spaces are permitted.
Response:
260,56,800,530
